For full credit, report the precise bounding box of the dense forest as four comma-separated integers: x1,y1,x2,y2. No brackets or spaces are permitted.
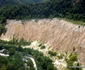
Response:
0,0,85,35
0,0,47,5
0,0,85,23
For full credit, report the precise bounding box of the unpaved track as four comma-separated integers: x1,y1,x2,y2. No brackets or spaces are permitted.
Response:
1,18,85,66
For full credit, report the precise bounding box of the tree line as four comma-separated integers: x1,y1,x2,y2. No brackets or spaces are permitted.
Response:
0,0,85,35
0,0,84,23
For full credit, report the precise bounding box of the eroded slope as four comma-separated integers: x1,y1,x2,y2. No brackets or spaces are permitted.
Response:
1,18,85,66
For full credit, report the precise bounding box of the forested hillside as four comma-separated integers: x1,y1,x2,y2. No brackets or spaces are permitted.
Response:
0,0,47,5
0,0,85,35
0,0,84,23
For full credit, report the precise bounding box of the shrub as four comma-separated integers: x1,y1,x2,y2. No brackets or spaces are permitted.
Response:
73,47,76,52
0,24,6,35
40,45,46,49
27,59,34,67
39,43,46,49
0,56,8,67
47,64,57,70
69,53,77,61
57,54,63,59
48,51,56,56
9,48,16,56
38,43,42,47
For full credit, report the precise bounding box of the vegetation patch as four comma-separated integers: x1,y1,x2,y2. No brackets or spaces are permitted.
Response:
0,38,31,46
0,24,6,35
40,45,46,49
0,39,56,70
65,53,82,70
38,43,46,49
0,0,85,25
48,51,56,56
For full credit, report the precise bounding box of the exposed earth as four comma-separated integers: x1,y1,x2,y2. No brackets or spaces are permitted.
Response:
0,18,85,68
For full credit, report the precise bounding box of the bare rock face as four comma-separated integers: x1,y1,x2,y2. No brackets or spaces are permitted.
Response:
1,18,85,66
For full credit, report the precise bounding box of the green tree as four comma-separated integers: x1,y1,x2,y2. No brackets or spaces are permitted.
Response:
7,63,16,70
47,64,57,70
48,51,56,56
69,53,77,61
27,59,34,67
9,48,16,56
0,56,8,67
0,65,6,70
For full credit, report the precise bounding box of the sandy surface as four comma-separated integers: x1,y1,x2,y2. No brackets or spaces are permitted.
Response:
1,18,85,66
